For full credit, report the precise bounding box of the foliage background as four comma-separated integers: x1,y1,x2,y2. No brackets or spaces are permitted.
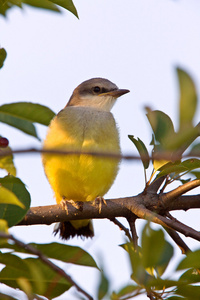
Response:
1,0,200,299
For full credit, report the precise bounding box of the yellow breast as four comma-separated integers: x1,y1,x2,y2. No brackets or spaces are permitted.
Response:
42,106,120,203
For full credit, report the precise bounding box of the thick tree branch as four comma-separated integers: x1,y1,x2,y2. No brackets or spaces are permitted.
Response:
17,191,200,243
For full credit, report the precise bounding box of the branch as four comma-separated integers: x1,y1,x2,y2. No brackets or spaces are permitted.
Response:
0,232,93,300
161,179,200,206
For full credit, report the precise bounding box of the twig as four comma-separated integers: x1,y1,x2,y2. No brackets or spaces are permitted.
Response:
161,179,200,206
127,216,138,250
1,146,200,161
164,227,191,254
109,218,132,241
0,232,93,300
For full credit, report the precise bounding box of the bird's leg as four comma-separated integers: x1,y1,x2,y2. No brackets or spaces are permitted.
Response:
61,197,83,214
95,196,107,214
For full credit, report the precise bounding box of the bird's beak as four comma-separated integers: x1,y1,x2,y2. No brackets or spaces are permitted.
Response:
99,89,130,98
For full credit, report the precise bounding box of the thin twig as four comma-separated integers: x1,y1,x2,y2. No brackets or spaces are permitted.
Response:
0,232,93,300
164,227,191,254
110,218,132,241
127,216,138,250
2,146,200,161
161,179,200,206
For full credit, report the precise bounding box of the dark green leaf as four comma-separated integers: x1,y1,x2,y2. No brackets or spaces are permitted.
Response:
177,250,200,270
180,269,200,284
0,48,7,69
22,0,60,12
0,256,71,298
176,285,200,300
146,109,175,147
0,111,38,139
0,241,98,268
49,0,78,18
177,68,197,130
189,143,200,156
141,224,173,276
0,102,55,126
181,158,200,170
111,285,141,300
128,135,150,169
0,175,30,227
97,271,109,300
156,161,186,179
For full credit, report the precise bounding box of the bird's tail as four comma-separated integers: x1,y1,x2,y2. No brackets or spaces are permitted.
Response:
53,220,94,240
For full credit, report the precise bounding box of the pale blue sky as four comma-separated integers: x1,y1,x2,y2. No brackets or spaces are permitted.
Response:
1,0,200,299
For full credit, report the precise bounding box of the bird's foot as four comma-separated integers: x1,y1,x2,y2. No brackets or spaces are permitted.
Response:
95,196,107,214
61,198,83,214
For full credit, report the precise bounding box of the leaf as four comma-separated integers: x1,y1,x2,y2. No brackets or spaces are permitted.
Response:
22,0,60,12
0,145,16,176
181,158,200,171
49,0,79,18
0,241,98,268
141,224,173,276
97,271,109,300
177,250,200,270
0,102,55,126
111,285,140,300
0,48,7,69
0,112,38,139
177,68,197,130
128,135,150,169
0,186,25,208
0,102,55,139
176,285,200,300
189,143,200,156
155,161,187,179
0,256,71,298
0,175,30,227
146,109,175,148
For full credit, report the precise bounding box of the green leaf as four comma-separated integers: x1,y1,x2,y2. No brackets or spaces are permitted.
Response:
22,0,60,12
141,224,173,276
0,175,30,227
189,143,200,156
0,255,71,298
0,111,38,139
177,250,200,270
177,68,197,130
0,186,25,208
180,269,200,284
0,145,16,176
146,109,175,148
176,285,200,300
128,135,150,169
0,102,55,126
111,285,140,300
156,161,187,179
0,241,98,268
97,271,109,300
181,158,200,171
0,102,55,139
49,0,78,18
0,48,7,69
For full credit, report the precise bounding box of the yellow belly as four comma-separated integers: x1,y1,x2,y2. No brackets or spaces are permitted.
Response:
42,106,120,204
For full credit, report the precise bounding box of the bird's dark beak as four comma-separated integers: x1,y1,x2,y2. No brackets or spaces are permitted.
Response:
99,89,130,98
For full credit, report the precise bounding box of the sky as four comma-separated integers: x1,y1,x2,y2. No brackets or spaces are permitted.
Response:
1,0,200,299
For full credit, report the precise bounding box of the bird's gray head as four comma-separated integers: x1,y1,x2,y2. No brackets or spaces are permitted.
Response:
66,78,129,111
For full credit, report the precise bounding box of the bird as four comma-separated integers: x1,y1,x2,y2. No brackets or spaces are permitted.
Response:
42,78,129,240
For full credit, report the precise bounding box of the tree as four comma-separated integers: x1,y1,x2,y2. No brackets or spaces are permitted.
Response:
1,1,200,300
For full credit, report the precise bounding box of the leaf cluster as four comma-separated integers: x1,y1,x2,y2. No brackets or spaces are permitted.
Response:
0,0,78,18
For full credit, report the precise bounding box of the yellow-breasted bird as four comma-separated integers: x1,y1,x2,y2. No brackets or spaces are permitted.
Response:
42,78,129,239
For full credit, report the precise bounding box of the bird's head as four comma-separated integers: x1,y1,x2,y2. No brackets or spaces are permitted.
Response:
67,78,130,111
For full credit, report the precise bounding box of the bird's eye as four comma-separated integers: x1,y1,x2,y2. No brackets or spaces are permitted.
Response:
93,86,101,93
